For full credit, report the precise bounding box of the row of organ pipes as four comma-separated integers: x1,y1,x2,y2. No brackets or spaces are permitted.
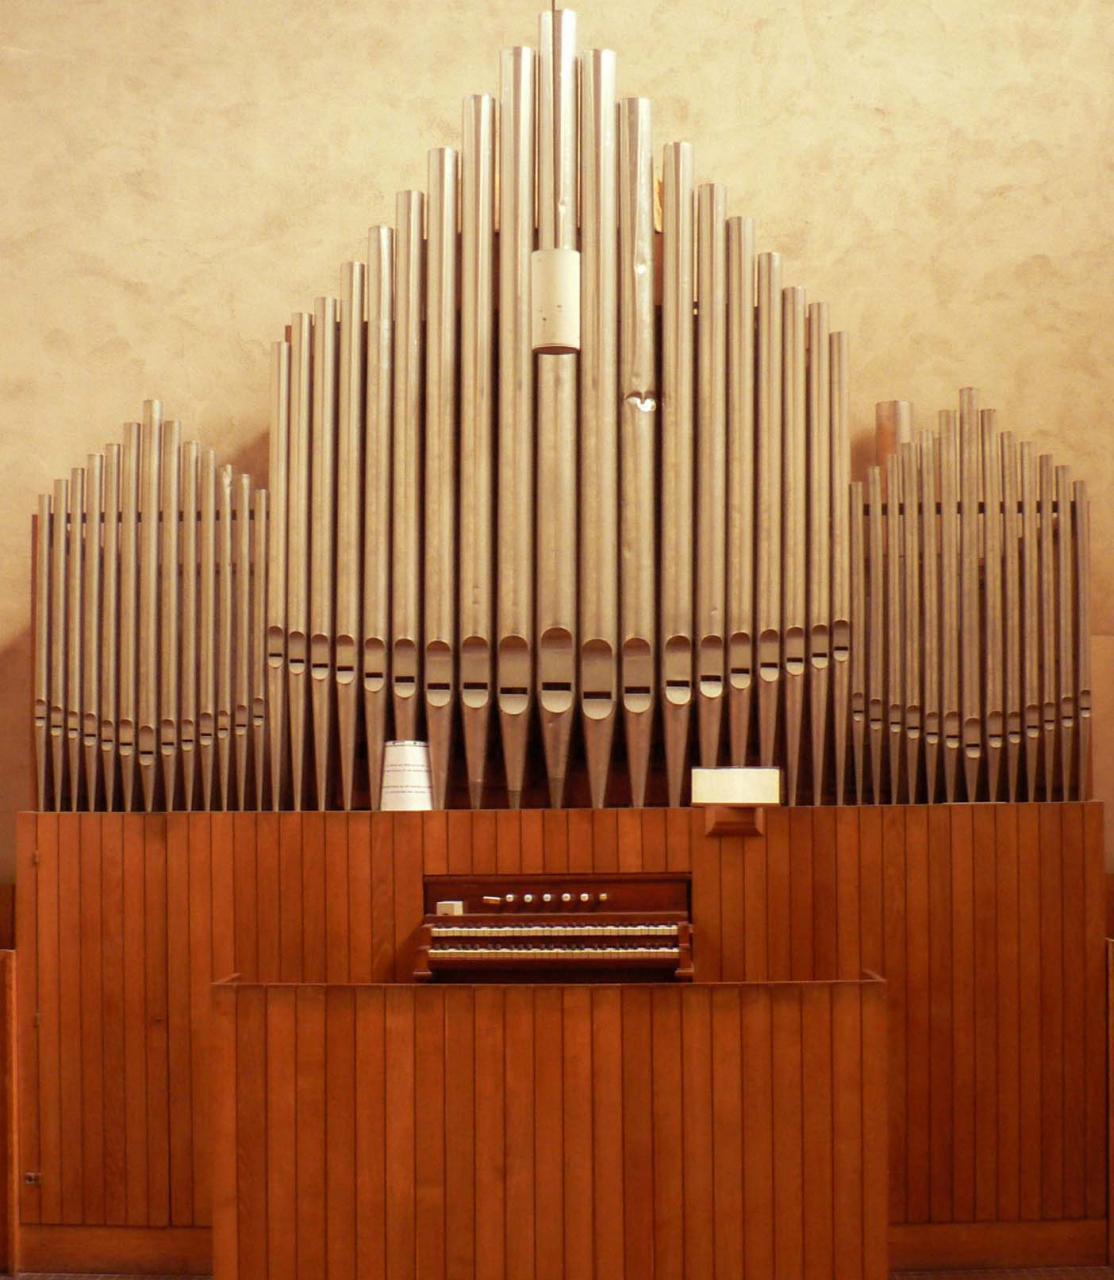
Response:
32,405,265,812
862,398,1091,804
31,9,1092,811
266,11,857,812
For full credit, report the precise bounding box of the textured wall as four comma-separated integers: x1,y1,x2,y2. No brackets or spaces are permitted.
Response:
1,0,1111,870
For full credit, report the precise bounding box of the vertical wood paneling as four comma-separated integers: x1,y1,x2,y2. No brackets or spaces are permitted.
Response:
166,813,194,1226
209,986,237,1280
741,983,774,1276
789,808,815,979
972,804,998,1222
691,822,721,981
859,807,884,975
835,808,861,980
384,986,415,1280
347,816,371,983
538,811,566,872
78,812,104,1224
719,833,745,980
591,987,624,1279
616,808,642,872
803,983,835,1280
472,810,497,874
446,809,473,876
414,988,446,1280
101,813,127,1224
444,988,475,1280
121,815,148,1226
832,980,864,1278
278,814,303,982
57,813,83,1223
211,976,888,1280
354,988,386,1280
300,814,326,982
15,801,1109,1265
520,810,544,873
1017,802,1043,1220
188,813,213,1225
567,810,592,873
950,804,976,1220
904,806,930,1223
772,984,804,1277
711,987,744,1277
324,814,349,983
534,986,564,1280
563,988,596,1280
994,804,1021,1223
591,809,618,871
256,813,281,983
1083,804,1106,1221
473,986,505,1280
233,813,258,979
370,814,395,984
144,816,171,1227
392,813,423,982
211,813,235,982
424,811,449,876
640,807,666,872
621,986,653,1280
767,806,791,979
1061,802,1087,1219
681,986,714,1280
862,982,890,1280
883,806,907,1223
16,812,41,1225
496,810,522,874
265,986,296,1280
1039,803,1065,1219
664,807,690,872
295,987,326,1280
743,821,768,979
235,985,267,1280
927,804,953,1225
504,986,536,1280
325,987,356,1280
812,807,838,980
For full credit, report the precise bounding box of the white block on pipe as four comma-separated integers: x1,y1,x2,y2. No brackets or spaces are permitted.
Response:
531,247,580,353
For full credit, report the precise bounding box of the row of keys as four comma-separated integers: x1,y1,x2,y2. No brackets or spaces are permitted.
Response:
431,923,680,938
431,945,681,958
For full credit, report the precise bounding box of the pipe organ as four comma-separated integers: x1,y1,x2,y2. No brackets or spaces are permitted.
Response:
32,409,262,812
30,8,1092,812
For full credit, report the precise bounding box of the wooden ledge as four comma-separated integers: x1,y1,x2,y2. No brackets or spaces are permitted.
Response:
701,804,767,837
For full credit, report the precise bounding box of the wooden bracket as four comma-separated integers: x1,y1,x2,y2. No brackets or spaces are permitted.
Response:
702,804,766,838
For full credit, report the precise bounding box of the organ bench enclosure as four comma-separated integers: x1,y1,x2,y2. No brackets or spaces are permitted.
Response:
11,801,1110,1273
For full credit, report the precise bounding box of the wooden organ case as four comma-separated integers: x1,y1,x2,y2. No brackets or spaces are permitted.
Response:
415,873,694,981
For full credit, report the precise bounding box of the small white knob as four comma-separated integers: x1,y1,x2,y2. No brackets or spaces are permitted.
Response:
523,893,535,904
579,892,591,903
561,892,573,903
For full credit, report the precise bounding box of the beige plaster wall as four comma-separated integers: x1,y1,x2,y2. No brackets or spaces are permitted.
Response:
1,0,1111,872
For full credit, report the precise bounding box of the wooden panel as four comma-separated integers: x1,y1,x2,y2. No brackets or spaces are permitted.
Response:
14,802,1109,1273
211,976,888,1280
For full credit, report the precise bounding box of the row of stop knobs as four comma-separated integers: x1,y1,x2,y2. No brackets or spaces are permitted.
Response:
480,891,610,908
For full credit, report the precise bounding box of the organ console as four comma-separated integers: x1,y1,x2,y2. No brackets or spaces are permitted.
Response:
27,6,1094,814
414,873,694,982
